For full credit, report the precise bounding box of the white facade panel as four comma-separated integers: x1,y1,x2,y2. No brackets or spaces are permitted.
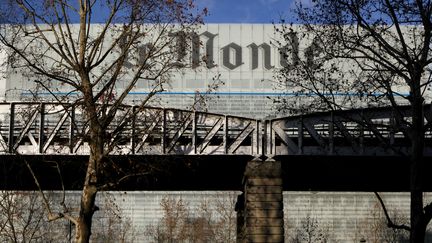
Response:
3,24,422,118
0,44,6,102
2,24,285,118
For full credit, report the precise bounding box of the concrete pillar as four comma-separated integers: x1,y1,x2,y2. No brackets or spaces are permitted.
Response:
236,157,284,243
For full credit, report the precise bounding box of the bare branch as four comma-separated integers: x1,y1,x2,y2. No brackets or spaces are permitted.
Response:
374,192,411,232
423,201,432,224
23,159,78,225
98,172,150,191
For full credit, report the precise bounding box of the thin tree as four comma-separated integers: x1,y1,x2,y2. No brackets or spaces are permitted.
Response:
0,191,47,242
274,1,432,242
145,194,237,243
0,0,205,242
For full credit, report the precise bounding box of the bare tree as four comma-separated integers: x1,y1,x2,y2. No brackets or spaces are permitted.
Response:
275,1,432,242
208,194,237,243
91,192,137,243
145,194,237,243
0,0,205,242
286,215,329,243
145,197,191,243
0,191,60,242
192,194,237,243
1,190,77,242
356,202,409,243
0,190,145,242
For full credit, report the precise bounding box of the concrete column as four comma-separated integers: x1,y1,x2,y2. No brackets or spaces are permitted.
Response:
236,157,284,243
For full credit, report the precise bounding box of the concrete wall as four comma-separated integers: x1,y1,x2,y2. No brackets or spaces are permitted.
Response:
39,191,239,242
13,191,428,242
284,191,423,242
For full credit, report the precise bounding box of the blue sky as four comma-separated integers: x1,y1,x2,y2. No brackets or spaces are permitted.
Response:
196,0,304,23
0,0,306,24
0,0,308,24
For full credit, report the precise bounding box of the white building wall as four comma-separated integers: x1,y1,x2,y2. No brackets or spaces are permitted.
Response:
0,24,307,119
284,191,420,242
3,24,422,118
0,43,6,101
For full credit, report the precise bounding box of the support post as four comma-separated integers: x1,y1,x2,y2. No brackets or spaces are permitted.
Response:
236,157,284,243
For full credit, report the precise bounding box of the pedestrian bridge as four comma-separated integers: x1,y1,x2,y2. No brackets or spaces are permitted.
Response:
1,102,432,243
0,102,431,156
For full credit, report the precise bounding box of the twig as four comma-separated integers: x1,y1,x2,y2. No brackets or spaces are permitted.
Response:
98,172,150,191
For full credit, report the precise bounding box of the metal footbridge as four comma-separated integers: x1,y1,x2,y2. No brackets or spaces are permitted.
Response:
0,102,431,156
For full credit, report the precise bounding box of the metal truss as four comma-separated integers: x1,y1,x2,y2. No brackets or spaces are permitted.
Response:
0,102,260,155
270,104,432,156
0,102,430,156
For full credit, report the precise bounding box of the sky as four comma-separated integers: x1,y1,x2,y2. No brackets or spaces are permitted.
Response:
0,0,307,24
196,0,304,24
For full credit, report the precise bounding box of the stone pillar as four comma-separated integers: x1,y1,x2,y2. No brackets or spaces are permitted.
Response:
236,157,284,243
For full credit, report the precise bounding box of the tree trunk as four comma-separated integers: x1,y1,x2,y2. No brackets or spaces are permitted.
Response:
75,185,97,243
74,28,103,240
75,155,99,243
74,87,104,243
409,79,426,243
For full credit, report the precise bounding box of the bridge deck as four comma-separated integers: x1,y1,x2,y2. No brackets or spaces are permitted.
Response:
1,154,431,191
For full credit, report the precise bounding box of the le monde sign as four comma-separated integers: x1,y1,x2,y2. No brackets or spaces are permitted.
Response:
167,27,322,71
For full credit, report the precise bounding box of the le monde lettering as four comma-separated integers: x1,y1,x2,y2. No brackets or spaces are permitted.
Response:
167,31,323,70
120,30,322,71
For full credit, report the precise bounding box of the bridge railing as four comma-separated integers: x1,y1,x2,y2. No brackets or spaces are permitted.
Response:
0,102,261,155
0,102,430,156
269,104,432,156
